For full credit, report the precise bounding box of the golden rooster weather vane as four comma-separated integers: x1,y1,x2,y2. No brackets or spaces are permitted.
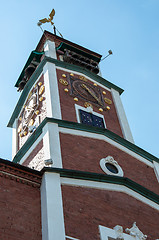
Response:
39,9,55,25
37,9,63,38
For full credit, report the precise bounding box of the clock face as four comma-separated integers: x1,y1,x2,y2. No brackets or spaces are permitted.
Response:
19,86,39,136
70,76,105,108
18,81,45,138
22,92,39,127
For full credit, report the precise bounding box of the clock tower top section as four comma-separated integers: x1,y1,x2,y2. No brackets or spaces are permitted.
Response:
8,31,134,160
36,30,102,67
15,31,104,91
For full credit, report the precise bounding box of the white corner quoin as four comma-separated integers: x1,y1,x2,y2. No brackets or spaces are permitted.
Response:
41,172,66,240
111,88,134,144
44,40,57,59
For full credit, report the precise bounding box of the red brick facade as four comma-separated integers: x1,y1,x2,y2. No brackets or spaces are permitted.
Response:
0,160,42,240
60,133,159,195
62,185,159,240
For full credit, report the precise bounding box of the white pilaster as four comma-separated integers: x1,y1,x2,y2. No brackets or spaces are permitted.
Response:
44,40,57,59
43,62,62,119
43,122,62,168
97,64,102,77
41,172,65,240
153,161,159,183
12,119,18,160
111,88,134,144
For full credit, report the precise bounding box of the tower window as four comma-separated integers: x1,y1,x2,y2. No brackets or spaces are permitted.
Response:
100,156,124,177
105,163,118,174
79,109,105,128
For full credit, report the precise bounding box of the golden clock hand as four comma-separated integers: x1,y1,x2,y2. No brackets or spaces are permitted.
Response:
81,84,103,106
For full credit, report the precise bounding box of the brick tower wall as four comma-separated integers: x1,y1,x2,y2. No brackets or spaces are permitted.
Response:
62,185,159,240
0,161,42,240
60,133,159,195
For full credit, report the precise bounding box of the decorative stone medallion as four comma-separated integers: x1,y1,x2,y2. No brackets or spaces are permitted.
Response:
100,156,123,176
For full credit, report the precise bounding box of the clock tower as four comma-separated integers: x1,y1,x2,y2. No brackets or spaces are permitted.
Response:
8,31,159,240
8,30,134,169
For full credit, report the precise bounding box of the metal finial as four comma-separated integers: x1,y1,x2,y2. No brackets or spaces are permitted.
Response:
37,9,63,38
100,49,113,62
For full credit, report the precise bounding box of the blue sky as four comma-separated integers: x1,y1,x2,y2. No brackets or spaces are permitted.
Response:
0,0,159,160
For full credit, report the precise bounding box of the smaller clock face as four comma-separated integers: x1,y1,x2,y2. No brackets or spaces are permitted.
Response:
18,81,45,138
23,93,38,126
70,76,104,108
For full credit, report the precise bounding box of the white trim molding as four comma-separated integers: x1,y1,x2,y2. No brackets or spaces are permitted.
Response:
97,63,102,77
43,122,63,168
44,40,57,59
61,178,159,210
41,172,66,240
66,236,80,240
43,62,62,119
12,119,18,160
111,88,134,144
153,161,159,183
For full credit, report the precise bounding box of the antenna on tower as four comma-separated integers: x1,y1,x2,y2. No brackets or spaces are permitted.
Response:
100,50,113,62
37,9,63,38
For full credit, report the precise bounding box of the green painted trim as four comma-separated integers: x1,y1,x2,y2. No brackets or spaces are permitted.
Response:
13,117,159,165
15,51,44,88
7,57,46,128
42,167,159,205
56,42,101,62
8,55,124,128
45,56,124,95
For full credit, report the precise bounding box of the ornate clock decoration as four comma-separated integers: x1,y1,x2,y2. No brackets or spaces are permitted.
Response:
79,75,87,81
84,102,93,108
18,82,45,137
59,72,112,112
104,97,112,105
69,75,105,110
59,78,68,86
62,74,66,78
59,73,70,93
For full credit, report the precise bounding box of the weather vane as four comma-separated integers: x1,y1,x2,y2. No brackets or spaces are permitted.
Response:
37,9,63,38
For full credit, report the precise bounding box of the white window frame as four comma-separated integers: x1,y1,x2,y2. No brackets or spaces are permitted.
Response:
100,156,124,177
75,104,106,128
99,225,134,240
